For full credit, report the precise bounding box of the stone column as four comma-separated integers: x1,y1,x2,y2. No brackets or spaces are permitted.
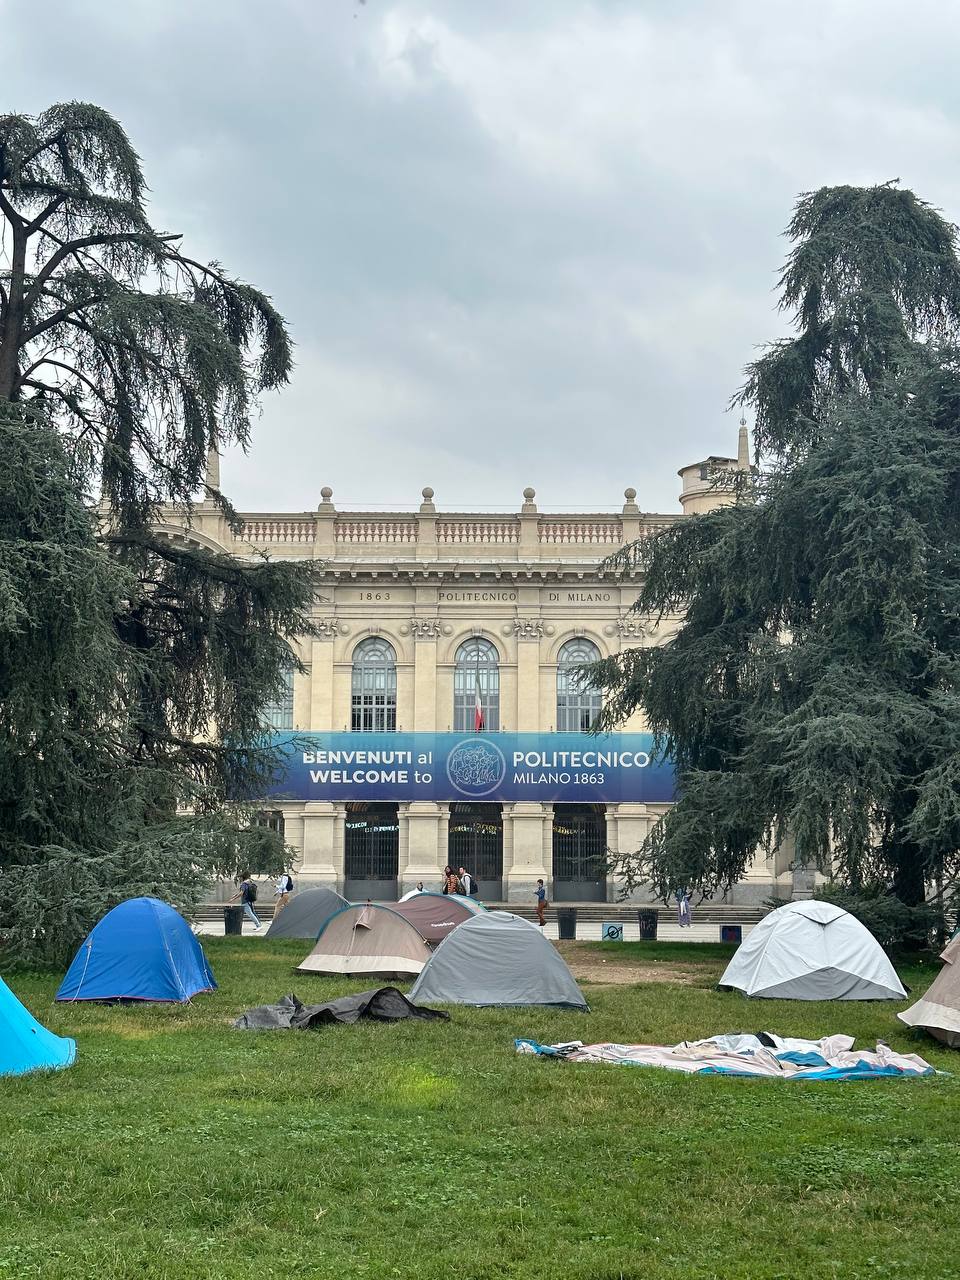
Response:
283,809,306,866
514,620,543,733
309,634,336,731
411,620,441,732
403,801,445,892
505,802,550,902
608,803,652,902
300,801,343,888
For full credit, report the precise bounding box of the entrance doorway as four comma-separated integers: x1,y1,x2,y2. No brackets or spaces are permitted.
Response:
552,804,608,902
344,803,399,900
448,803,503,901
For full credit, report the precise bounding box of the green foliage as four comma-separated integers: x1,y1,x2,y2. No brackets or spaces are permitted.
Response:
593,183,960,906
0,105,319,963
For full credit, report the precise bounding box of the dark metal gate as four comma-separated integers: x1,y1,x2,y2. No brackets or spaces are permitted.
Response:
344,803,399,900
552,804,607,902
448,803,503,901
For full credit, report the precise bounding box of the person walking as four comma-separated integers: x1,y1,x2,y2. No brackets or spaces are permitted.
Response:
274,870,294,917
535,878,547,928
230,872,262,931
458,866,476,897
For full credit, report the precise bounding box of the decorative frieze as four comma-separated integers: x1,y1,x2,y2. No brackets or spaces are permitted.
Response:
615,613,645,639
512,618,545,640
410,618,444,640
315,618,343,640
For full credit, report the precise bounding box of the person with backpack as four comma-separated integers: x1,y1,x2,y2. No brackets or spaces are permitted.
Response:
458,866,477,897
230,872,262,931
274,870,294,917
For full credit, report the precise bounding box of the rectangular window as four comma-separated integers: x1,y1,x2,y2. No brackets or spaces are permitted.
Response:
262,664,294,730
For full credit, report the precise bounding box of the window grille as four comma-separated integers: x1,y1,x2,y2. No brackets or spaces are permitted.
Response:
351,637,397,732
556,638,602,732
453,637,500,731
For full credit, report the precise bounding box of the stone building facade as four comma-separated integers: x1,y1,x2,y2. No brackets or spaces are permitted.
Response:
161,425,796,903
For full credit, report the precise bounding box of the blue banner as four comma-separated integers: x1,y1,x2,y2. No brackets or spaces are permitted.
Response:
262,732,675,804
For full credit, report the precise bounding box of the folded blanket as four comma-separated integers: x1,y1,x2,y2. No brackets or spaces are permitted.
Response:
516,1032,936,1080
234,987,449,1030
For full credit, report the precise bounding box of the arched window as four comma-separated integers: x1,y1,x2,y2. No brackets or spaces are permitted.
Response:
351,637,397,732
454,637,500,731
556,638,602,732
262,662,294,730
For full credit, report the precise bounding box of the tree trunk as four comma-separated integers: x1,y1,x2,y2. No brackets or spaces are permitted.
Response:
0,219,26,401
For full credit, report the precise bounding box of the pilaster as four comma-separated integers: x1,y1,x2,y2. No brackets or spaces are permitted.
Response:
505,802,550,902
402,801,446,891
300,801,343,887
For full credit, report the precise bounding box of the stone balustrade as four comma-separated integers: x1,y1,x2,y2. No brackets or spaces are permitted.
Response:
436,517,520,544
334,517,418,544
172,484,679,559
241,517,316,544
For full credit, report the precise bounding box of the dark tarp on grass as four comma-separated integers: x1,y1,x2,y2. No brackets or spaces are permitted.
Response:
233,987,450,1030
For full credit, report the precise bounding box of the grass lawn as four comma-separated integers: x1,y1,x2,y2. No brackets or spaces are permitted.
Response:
2,938,959,1280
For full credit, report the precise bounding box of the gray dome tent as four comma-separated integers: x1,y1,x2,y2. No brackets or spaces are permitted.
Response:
409,911,589,1010
266,886,347,940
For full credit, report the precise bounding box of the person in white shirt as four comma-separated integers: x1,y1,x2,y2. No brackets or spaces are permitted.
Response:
274,870,294,917
458,866,475,896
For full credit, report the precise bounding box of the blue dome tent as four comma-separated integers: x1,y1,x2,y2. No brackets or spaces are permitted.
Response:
0,976,76,1077
56,898,217,1003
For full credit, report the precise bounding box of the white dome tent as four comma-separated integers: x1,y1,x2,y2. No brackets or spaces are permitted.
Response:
718,900,907,1001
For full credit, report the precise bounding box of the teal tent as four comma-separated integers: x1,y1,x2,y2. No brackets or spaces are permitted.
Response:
0,975,76,1077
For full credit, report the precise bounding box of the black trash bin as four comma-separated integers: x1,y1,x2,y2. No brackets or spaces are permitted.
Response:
223,905,244,936
637,909,658,940
557,907,577,941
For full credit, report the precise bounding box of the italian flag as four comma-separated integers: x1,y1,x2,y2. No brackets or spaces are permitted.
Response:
474,665,484,731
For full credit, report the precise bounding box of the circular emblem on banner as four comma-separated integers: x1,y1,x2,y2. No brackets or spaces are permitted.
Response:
446,738,507,798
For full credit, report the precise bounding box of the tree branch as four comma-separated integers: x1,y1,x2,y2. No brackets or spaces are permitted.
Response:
25,193,67,234
25,230,180,308
22,293,108,342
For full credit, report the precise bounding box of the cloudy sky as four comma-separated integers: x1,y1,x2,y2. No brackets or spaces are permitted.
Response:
4,0,959,513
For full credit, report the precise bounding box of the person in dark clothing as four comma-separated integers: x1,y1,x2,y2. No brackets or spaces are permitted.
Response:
230,873,262,930
535,879,547,927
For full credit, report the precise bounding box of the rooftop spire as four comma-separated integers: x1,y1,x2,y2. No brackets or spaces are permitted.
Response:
737,414,750,471
204,445,220,491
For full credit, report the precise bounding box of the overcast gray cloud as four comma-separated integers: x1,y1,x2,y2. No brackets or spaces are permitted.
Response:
4,0,960,513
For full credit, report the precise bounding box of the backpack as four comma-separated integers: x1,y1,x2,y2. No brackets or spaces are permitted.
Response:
456,883,466,895
247,881,258,902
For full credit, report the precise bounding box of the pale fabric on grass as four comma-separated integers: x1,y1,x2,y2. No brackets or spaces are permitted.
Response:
718,900,906,1000
899,935,960,1048
516,1033,935,1079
